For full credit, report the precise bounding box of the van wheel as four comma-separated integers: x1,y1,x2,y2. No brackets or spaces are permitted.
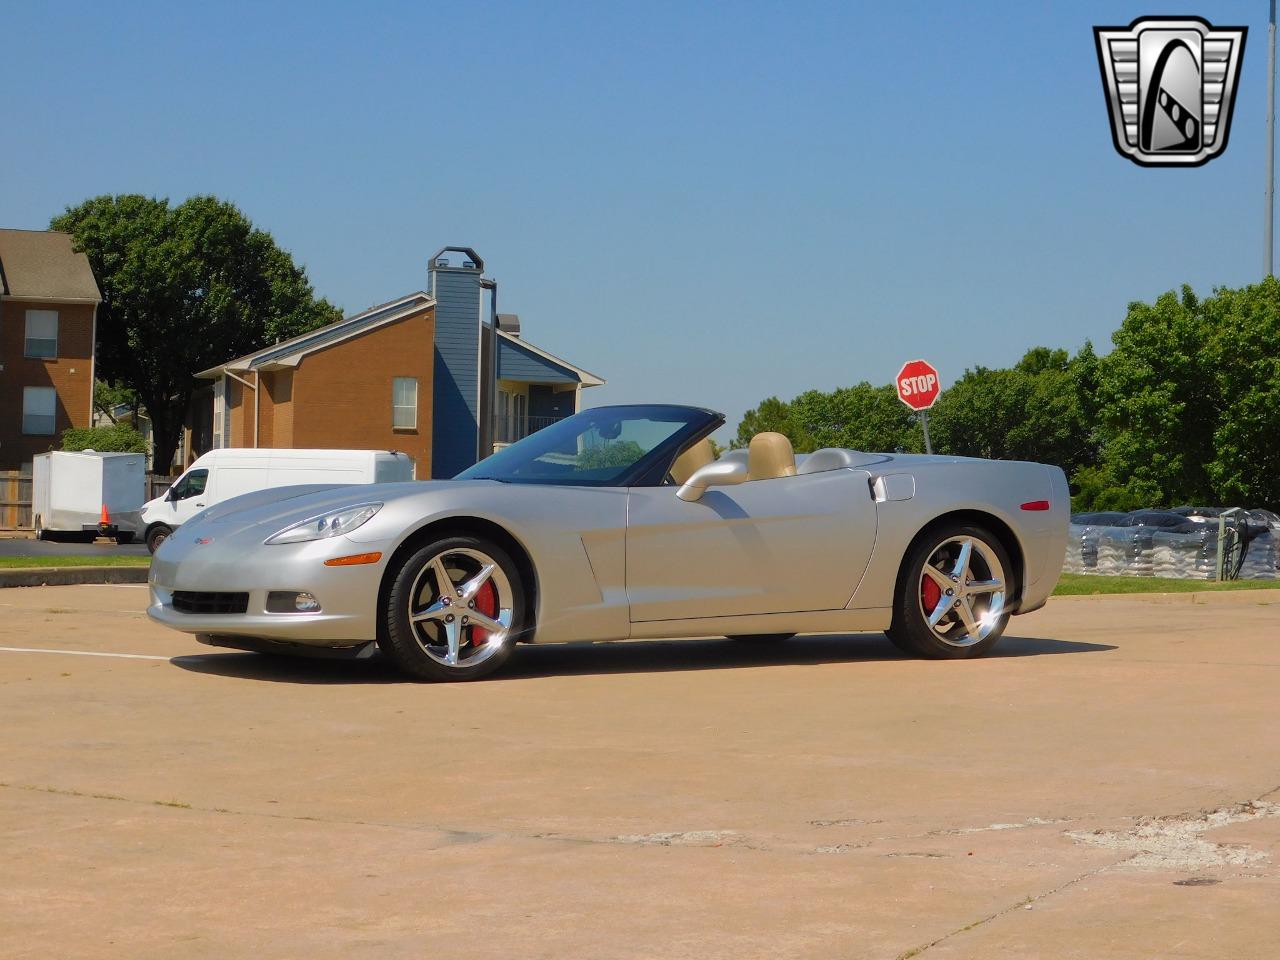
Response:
379,536,525,681
146,525,173,554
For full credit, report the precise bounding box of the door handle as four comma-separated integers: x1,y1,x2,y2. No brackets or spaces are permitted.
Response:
195,503,205,507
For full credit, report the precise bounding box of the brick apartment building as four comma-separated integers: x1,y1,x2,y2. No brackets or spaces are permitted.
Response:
0,230,101,470
196,246,603,478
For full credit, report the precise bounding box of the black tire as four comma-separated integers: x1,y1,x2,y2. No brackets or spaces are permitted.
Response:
886,522,1012,660
726,633,796,643
146,525,173,554
378,535,526,682
115,532,136,546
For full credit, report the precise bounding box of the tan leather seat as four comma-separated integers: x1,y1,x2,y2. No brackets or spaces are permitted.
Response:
747,432,797,480
670,438,715,485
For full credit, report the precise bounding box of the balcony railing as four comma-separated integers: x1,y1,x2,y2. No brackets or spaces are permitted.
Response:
493,414,565,444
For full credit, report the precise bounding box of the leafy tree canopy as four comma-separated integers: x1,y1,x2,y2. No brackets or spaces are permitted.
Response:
928,345,1099,478
62,424,147,454
52,195,341,471
731,277,1280,513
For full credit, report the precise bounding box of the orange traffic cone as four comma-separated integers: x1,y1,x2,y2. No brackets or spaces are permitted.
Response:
100,504,111,530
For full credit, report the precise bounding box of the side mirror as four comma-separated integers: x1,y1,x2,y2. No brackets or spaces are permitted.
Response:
677,459,749,502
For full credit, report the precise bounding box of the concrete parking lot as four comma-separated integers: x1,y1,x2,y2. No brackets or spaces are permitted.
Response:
2,585,1278,960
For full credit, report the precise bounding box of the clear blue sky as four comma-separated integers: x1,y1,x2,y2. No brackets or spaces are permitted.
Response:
3,1,1273,438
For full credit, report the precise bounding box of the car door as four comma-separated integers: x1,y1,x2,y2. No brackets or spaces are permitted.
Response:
168,468,211,524
625,469,877,623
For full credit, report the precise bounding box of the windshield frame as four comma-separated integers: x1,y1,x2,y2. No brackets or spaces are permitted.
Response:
457,404,724,488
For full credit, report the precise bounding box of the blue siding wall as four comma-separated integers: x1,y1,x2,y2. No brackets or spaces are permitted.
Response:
430,268,481,477
498,337,580,383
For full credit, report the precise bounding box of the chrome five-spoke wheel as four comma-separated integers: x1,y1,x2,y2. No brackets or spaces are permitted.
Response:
381,536,526,681
887,523,1012,659
408,546,514,668
917,535,1006,647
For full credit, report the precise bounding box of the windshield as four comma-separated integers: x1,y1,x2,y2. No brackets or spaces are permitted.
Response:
457,405,718,486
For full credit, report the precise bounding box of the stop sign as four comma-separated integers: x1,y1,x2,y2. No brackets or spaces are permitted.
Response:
895,359,941,411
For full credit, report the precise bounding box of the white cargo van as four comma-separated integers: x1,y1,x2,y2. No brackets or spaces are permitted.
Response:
32,450,147,544
140,448,414,552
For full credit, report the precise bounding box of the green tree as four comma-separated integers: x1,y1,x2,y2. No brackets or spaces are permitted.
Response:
1201,278,1280,507
1092,285,1217,508
62,424,147,454
733,396,806,449
93,380,139,424
790,383,921,453
928,346,1096,475
734,384,920,453
1084,280,1280,511
578,440,645,470
52,195,341,471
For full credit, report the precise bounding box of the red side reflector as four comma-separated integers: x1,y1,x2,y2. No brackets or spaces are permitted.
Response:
324,551,383,567
1020,500,1051,512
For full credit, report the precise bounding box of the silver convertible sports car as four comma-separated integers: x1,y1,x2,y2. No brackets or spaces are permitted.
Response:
148,404,1069,681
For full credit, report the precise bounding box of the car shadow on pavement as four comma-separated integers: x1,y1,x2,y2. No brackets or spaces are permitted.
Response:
168,634,1115,685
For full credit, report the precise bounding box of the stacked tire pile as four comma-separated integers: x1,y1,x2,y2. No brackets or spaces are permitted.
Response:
1065,508,1280,581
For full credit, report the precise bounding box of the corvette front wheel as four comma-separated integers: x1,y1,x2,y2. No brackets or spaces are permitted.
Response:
886,524,1011,659
380,536,525,681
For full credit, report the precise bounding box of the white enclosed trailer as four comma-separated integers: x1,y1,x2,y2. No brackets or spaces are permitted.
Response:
31,451,147,544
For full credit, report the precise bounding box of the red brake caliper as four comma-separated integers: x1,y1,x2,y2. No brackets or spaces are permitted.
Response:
470,580,498,646
921,573,941,613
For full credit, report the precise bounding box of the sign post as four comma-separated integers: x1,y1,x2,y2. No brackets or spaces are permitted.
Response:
895,359,941,454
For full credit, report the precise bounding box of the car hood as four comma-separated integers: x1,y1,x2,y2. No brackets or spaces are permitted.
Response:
184,480,488,536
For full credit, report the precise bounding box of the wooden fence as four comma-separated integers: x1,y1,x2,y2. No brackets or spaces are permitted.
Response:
0,470,171,530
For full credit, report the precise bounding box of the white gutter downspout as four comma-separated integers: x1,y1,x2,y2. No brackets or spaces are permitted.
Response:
88,302,99,425
222,368,259,448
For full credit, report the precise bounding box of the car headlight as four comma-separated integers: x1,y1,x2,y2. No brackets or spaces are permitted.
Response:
265,503,383,545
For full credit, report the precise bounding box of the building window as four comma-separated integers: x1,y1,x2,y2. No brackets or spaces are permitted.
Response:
24,310,59,359
22,386,57,435
497,390,512,442
392,377,417,429
513,393,527,439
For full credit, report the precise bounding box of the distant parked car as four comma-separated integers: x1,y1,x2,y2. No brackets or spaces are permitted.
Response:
140,448,414,553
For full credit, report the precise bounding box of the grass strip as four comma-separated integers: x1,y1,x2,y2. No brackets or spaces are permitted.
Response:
1054,573,1279,595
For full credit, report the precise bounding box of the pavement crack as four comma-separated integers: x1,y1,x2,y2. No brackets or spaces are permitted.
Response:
0,781,501,847
891,858,1130,960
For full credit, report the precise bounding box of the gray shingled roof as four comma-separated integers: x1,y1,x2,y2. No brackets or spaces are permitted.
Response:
0,229,101,301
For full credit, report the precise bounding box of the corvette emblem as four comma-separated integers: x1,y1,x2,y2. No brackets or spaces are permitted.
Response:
195,537,213,545
1094,16,1247,167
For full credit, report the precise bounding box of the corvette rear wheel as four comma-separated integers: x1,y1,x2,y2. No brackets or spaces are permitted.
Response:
887,523,1011,659
380,536,524,681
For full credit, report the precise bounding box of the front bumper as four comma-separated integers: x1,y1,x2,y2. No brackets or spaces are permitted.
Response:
146,527,391,647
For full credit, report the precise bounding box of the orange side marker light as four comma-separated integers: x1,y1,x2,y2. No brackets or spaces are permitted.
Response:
324,552,383,567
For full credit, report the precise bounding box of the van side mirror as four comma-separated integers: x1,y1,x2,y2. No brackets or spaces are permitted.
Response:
676,459,749,502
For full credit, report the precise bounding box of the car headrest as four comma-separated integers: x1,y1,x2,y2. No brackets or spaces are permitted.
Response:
747,432,797,481
670,438,715,485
